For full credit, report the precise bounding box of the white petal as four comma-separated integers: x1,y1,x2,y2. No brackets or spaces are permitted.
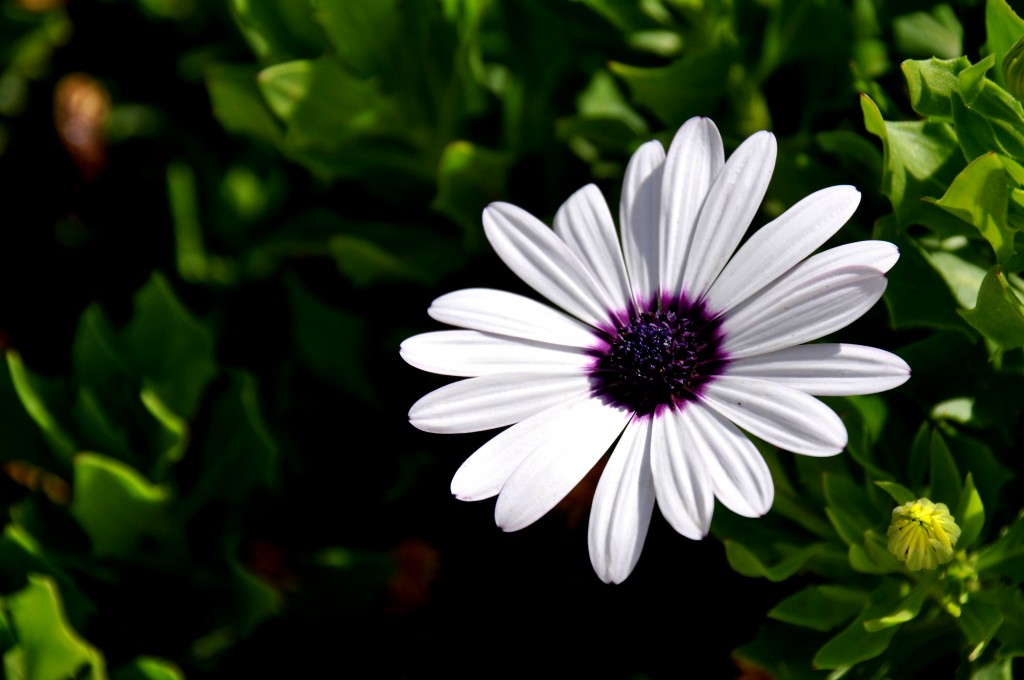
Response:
554,184,633,313
649,407,714,539
409,372,591,434
620,140,666,304
699,376,847,456
483,203,616,326
658,118,724,296
400,330,592,377
495,398,632,532
721,266,887,359
726,344,911,396
684,404,773,518
588,418,655,584
786,240,900,277
450,396,590,501
681,131,777,299
705,185,862,314
428,288,596,348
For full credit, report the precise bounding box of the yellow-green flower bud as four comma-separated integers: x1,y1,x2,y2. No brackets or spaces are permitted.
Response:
887,498,961,571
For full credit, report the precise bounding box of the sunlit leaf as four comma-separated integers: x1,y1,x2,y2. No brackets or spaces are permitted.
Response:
5,351,75,463
902,56,971,118
70,452,170,558
862,579,930,632
929,152,1019,263
959,266,1024,352
2,574,106,680
985,0,1024,87
110,657,185,680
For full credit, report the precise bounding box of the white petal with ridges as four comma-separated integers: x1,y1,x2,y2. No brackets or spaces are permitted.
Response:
554,184,633,313
450,396,590,501
428,288,596,348
409,372,591,434
620,140,666,303
685,404,773,518
650,407,714,539
495,398,632,532
700,376,847,456
400,330,592,377
588,418,655,584
705,186,862,313
681,131,777,299
658,118,724,296
726,344,911,395
483,202,615,326
721,266,887,359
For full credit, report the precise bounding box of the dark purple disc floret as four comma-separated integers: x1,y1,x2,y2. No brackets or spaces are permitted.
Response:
587,294,728,418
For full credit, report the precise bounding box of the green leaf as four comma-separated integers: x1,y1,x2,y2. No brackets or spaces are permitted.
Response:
206,64,283,146
611,42,736,125
111,657,185,680
183,372,277,511
959,595,1004,662
5,351,75,463
256,57,430,182
929,430,962,507
930,153,1019,264
875,219,971,334
70,307,133,460
955,473,985,550
823,473,881,547
813,609,899,669
734,625,824,680
863,579,931,632
893,5,963,59
971,658,1015,680
908,421,931,489
977,510,1024,577
326,222,465,288
312,0,401,80
985,0,1024,87
959,266,1024,352
0,525,92,629
723,540,823,582
1003,33,1024,101
768,585,869,632
875,481,916,505
433,141,510,245
122,273,217,421
228,0,326,63
861,94,962,228
2,574,106,680
70,453,170,558
952,56,1024,163
0,609,13,656
902,56,971,118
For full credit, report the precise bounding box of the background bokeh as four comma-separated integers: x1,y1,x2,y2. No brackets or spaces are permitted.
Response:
0,0,1022,678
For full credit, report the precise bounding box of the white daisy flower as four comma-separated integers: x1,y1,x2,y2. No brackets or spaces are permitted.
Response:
400,117,911,583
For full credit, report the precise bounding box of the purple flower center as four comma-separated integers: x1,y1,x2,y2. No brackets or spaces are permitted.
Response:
588,296,727,417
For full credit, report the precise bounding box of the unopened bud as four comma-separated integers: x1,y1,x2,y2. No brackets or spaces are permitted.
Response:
887,498,961,571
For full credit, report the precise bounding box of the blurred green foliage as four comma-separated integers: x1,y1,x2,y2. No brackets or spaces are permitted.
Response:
0,0,1021,677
